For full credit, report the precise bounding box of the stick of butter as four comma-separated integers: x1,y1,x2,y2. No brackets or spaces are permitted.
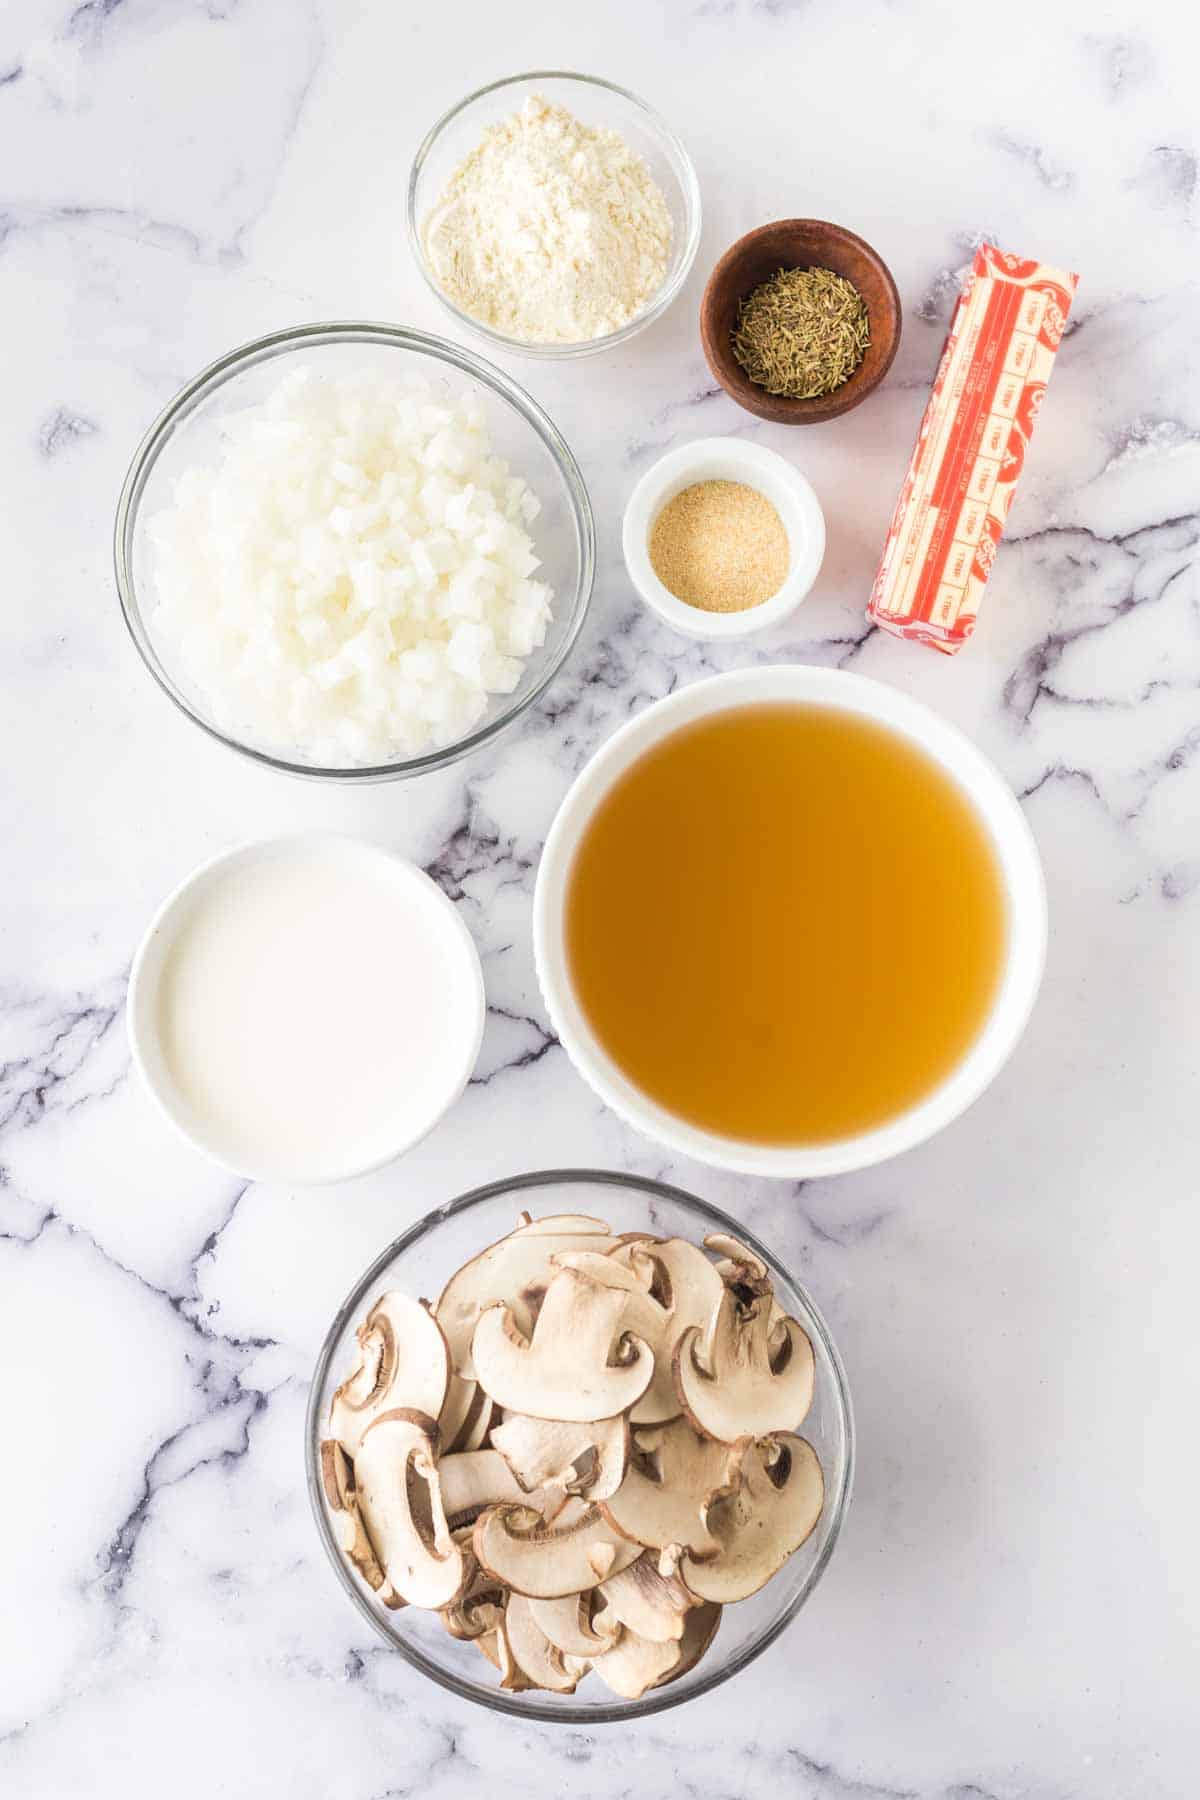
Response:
867,245,1079,654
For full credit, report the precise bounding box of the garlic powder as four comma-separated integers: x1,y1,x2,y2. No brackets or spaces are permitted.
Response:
422,95,673,344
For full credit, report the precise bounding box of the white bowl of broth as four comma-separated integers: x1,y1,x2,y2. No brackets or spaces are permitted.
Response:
533,666,1046,1178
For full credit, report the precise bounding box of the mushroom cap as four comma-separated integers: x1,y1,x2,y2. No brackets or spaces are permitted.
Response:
328,1293,451,1456
490,1412,629,1501
681,1434,824,1604
471,1266,653,1423
600,1419,745,1558
355,1409,465,1610
674,1290,815,1442
434,1215,612,1381
473,1500,640,1598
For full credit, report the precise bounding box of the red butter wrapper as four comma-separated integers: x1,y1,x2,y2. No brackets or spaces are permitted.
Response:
867,245,1078,654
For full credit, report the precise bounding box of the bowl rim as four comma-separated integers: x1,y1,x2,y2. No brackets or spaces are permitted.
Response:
407,70,704,360
620,437,827,640
532,667,1048,1177
113,320,596,782
127,831,486,1184
304,1167,855,1723
700,217,902,423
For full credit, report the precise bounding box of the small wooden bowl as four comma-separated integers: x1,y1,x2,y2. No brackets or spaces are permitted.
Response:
701,219,901,425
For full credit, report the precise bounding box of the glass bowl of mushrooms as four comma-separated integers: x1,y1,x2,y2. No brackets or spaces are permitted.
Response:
305,1170,854,1722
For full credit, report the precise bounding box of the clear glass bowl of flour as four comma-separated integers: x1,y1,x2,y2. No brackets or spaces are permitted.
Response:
408,72,703,360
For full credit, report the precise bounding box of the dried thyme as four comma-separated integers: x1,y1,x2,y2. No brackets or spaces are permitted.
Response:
732,266,870,399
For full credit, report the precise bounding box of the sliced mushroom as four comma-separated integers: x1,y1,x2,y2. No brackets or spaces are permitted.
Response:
474,1500,640,1598
600,1419,745,1558
556,1237,725,1427
355,1409,464,1609
438,1449,531,1529
681,1434,824,1604
513,1213,610,1238
490,1412,629,1501
458,1388,496,1454
503,1592,589,1693
437,1373,478,1452
529,1591,620,1659
439,1551,506,1641
434,1216,613,1381
703,1231,773,1301
675,1289,814,1442
590,1622,680,1699
652,1601,722,1688
319,1438,396,1601
599,1553,695,1643
328,1294,451,1456
471,1267,653,1422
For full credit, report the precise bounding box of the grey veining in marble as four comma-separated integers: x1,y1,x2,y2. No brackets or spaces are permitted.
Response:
2,2,1198,1796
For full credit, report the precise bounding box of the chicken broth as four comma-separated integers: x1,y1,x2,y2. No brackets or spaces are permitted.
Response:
564,702,1008,1144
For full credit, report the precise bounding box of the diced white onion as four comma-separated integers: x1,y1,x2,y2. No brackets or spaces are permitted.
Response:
149,366,555,765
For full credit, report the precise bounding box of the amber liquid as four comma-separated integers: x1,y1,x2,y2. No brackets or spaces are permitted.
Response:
565,703,1008,1144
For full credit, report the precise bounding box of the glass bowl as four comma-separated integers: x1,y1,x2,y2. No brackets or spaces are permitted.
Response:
305,1169,854,1723
407,72,703,359
114,323,595,782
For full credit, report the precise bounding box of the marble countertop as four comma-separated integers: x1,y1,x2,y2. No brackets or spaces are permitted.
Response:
3,2,1198,1795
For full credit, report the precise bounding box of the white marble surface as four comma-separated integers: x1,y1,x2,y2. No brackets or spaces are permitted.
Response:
2,2,1198,1794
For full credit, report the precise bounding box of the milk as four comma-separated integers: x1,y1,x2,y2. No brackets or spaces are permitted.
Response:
138,837,484,1183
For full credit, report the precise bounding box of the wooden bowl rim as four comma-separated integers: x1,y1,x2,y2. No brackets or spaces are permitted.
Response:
700,218,901,424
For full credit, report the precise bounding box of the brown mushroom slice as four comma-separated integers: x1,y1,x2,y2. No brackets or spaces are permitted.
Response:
437,1373,478,1451
591,1624,681,1699
490,1412,629,1501
439,1551,506,1641
458,1389,496,1454
599,1553,695,1643
434,1217,614,1381
564,1238,727,1426
703,1231,773,1299
675,1290,814,1441
513,1213,611,1237
474,1501,640,1598
651,1601,722,1688
529,1591,620,1658
328,1293,451,1456
681,1434,824,1604
503,1593,588,1693
471,1267,653,1422
438,1449,532,1529
600,1419,744,1558
355,1409,464,1609
319,1438,397,1601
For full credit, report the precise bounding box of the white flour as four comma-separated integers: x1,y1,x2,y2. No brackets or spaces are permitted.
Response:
422,95,673,344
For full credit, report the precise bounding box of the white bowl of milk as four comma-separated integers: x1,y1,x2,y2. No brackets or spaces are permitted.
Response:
128,833,485,1184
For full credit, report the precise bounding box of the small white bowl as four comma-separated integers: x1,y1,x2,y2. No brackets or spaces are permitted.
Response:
128,833,485,1185
622,438,826,640
533,666,1047,1180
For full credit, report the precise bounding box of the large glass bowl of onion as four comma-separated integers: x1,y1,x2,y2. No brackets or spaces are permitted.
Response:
114,322,595,782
